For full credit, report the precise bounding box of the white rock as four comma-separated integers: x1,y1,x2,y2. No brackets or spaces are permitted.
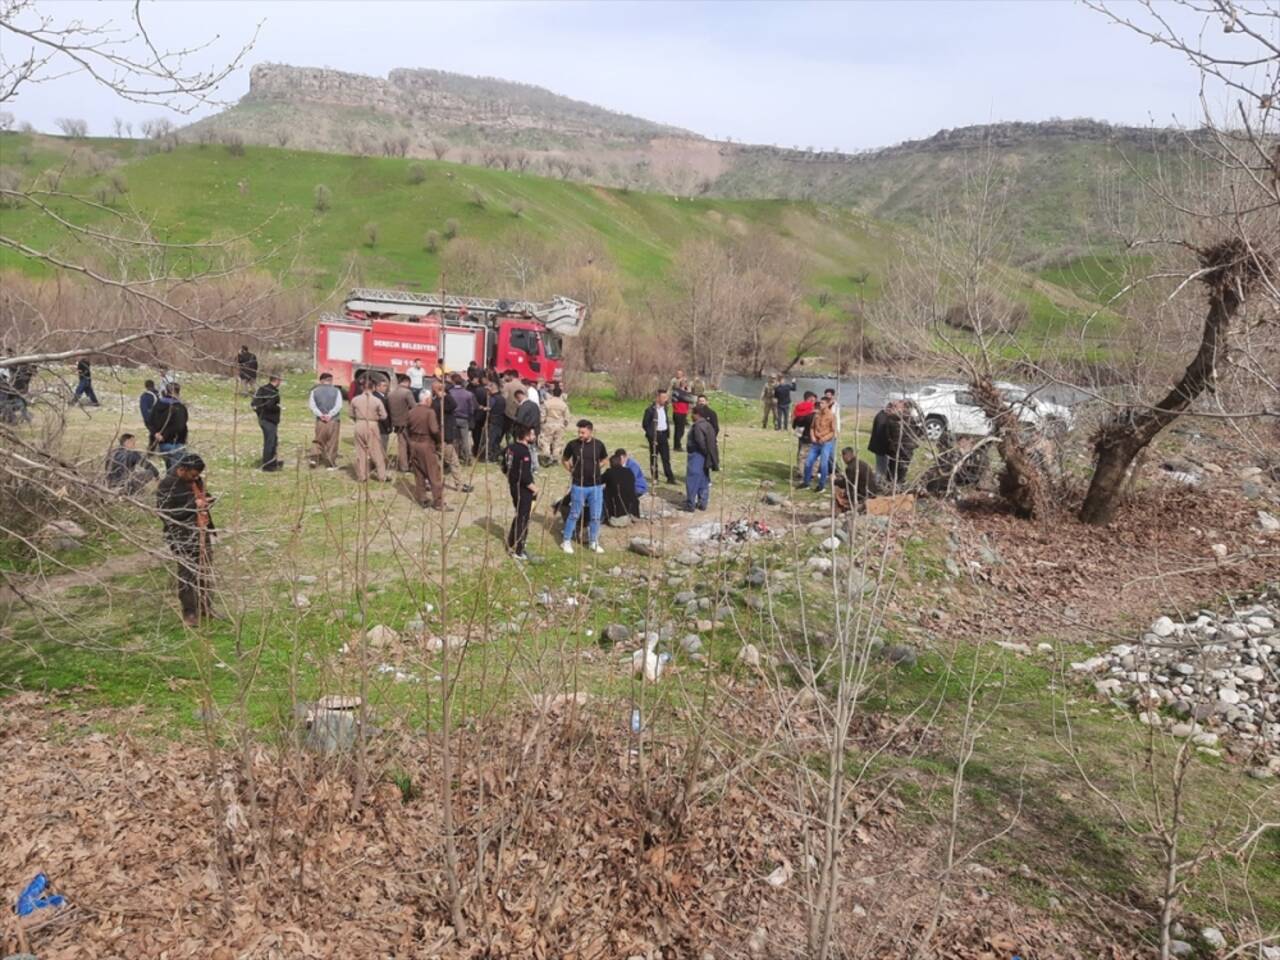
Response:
738,643,761,669
1036,642,1054,653
1072,657,1109,673
995,641,1032,655
1211,543,1228,560
1199,927,1226,950
1192,732,1219,747
366,624,399,647
1151,616,1177,638
820,537,841,551
1095,678,1124,696
1218,688,1241,705
1258,510,1280,533
1236,665,1265,682
806,556,833,573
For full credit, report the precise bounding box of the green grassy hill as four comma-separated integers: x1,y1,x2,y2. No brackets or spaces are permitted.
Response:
0,132,896,291
0,132,1120,358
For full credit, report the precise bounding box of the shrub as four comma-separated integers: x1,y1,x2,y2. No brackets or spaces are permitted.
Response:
423,229,440,254
223,132,246,156
0,167,23,208
314,184,331,213
407,163,426,185
443,218,459,240
363,221,379,247
469,187,485,209
109,171,129,195
510,199,524,218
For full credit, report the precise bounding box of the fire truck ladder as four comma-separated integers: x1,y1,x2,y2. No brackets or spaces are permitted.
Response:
344,288,585,336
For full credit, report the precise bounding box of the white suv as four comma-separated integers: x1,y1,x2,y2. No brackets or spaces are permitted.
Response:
897,382,1075,443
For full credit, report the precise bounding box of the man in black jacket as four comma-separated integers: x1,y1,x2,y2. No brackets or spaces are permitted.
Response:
149,383,190,470
105,433,158,493
469,375,489,460
640,388,677,484
250,373,283,471
683,406,720,512
514,388,541,435
505,423,538,560
236,346,258,391
72,357,100,407
868,401,893,484
430,380,472,492
156,452,216,626
773,378,795,430
485,381,507,463
693,394,719,436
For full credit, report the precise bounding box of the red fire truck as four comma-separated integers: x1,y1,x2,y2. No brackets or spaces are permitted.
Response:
314,288,585,385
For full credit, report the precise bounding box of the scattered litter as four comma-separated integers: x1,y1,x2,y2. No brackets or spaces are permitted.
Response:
713,519,777,543
15,872,65,917
765,860,793,887
631,634,667,681
375,663,419,683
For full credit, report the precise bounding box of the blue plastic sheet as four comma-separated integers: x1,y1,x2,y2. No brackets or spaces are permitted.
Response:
14,873,65,917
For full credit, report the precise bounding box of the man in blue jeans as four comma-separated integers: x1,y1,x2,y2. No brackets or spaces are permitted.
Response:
72,357,100,407
561,419,609,554
682,406,720,511
802,396,838,492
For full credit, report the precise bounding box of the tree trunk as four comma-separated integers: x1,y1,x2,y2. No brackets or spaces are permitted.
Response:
1079,238,1263,526
1079,435,1142,525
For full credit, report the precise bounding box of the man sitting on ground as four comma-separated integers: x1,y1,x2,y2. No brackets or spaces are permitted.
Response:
833,447,878,513
617,448,648,497
105,433,159,494
604,451,642,523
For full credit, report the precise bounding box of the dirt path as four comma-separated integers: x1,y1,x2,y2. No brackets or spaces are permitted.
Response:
0,549,160,606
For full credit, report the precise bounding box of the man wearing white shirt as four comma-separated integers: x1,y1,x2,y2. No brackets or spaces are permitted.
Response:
525,379,541,406
824,388,841,434
406,359,426,398
308,372,344,469
640,388,676,484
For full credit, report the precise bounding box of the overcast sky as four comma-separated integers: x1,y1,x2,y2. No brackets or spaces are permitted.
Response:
5,0,1223,150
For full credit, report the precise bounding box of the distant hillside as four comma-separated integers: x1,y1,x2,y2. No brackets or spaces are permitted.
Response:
0,132,1117,364
716,120,1183,261
183,64,1190,261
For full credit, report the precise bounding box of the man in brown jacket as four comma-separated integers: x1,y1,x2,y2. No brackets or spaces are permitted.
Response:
387,373,417,472
406,392,448,510
802,396,838,493
351,384,389,482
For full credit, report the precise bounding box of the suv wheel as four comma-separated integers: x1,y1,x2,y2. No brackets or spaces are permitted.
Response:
924,415,948,443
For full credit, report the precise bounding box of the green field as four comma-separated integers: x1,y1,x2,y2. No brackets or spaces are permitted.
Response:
2,370,1274,951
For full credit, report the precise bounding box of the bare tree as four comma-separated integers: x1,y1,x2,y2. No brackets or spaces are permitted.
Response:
513,149,530,172
430,138,448,160
313,183,331,213
1075,1,1279,525
2,2,258,110
55,116,87,137
140,116,175,139
272,129,289,148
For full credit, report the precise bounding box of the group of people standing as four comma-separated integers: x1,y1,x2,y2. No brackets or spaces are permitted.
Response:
294,362,574,514
642,379,721,513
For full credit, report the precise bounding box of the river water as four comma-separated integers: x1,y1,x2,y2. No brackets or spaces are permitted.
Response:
719,373,1090,410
